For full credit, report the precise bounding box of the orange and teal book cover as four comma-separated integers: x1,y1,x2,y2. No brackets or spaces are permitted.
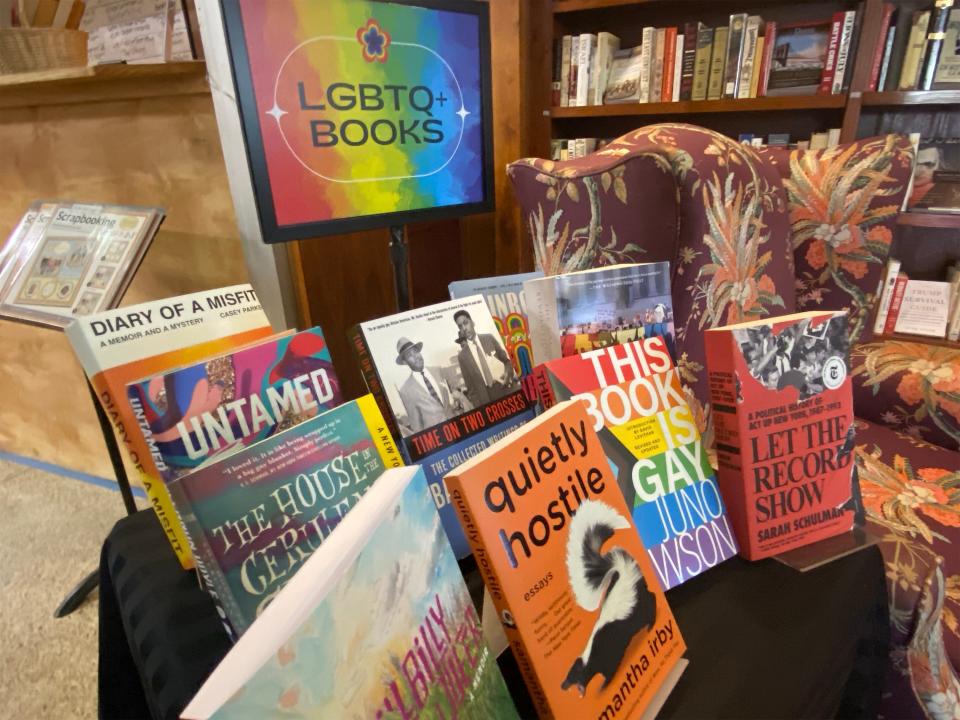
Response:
65,284,274,568
445,401,686,719
705,310,857,560
534,336,738,589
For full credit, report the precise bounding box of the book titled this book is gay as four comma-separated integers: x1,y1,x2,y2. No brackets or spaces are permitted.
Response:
445,400,686,719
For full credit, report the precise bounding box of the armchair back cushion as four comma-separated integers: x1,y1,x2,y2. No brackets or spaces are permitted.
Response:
509,123,795,442
759,136,915,344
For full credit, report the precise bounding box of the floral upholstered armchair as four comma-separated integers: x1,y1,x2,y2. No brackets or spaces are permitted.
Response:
508,123,960,720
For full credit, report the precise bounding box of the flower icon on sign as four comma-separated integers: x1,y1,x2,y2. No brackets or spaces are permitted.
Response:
357,19,390,63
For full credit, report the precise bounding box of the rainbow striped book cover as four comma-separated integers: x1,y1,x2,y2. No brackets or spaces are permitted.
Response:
127,327,341,485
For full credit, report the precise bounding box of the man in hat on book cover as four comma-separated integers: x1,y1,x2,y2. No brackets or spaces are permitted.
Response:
395,336,453,433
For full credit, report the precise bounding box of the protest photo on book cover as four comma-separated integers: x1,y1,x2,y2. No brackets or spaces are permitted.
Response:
364,299,521,438
733,314,849,400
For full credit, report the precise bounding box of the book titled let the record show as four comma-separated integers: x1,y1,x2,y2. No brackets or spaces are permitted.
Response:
705,310,858,561
445,400,686,720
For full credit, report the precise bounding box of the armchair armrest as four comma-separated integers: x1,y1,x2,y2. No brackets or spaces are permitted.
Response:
852,337,960,452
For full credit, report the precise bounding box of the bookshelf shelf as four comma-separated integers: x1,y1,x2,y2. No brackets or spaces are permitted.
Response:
552,95,847,119
897,212,960,229
554,0,652,12
861,90,960,107
0,61,208,109
874,332,960,349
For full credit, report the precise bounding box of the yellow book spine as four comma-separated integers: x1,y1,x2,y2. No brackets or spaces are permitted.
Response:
750,36,764,98
357,394,404,470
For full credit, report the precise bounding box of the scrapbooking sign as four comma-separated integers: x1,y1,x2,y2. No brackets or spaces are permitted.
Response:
223,0,493,241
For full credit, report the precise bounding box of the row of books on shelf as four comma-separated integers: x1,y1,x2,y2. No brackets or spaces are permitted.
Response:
873,258,960,341
41,240,863,716
550,129,843,160
554,0,960,108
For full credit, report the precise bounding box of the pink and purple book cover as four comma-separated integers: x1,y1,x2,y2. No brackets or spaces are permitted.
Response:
126,327,341,485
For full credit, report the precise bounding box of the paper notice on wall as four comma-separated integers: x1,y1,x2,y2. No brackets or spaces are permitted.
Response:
81,0,191,65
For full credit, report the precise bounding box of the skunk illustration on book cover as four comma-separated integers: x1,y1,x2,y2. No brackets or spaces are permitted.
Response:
445,401,686,719
170,395,401,638
352,295,535,558
535,337,737,590
64,284,274,569
182,466,518,720
705,311,858,560
127,327,341,484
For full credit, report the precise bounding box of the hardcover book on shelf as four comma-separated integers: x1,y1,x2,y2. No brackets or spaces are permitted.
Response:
651,28,666,103
169,394,402,639
0,201,164,328
707,25,728,100
534,336,738,590
639,26,655,103
893,280,953,338
899,9,932,89
869,4,896,91
127,326,342,485
691,24,714,101
64,285,274,569
705,311,859,561
722,13,748,98
444,400,687,720
661,26,678,101
592,32,622,105
934,7,960,87
873,258,902,335
351,295,535,558
560,35,572,106
182,466,518,720
736,16,761,99
766,20,832,96
909,139,960,210
604,47,643,103
524,262,675,363
449,271,544,397
919,0,955,89
680,22,700,100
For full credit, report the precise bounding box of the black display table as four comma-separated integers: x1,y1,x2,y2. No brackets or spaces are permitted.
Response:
98,510,888,720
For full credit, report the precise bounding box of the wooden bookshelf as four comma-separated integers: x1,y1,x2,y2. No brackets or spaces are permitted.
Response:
552,95,846,118
861,89,960,107
0,61,208,109
898,212,960,229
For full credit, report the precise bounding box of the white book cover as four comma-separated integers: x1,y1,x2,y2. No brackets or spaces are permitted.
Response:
593,32,622,105
560,35,572,107
576,33,596,107
736,16,761,99
873,258,902,334
651,28,666,102
673,34,684,101
895,280,952,338
832,10,856,94
639,26,655,103
604,46,644,103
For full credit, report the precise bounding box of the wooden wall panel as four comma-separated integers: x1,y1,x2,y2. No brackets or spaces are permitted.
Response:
0,92,248,478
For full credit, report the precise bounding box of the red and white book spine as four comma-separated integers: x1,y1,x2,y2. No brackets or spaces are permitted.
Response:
819,12,845,94
883,273,910,335
872,258,902,335
868,4,896,91
757,21,776,97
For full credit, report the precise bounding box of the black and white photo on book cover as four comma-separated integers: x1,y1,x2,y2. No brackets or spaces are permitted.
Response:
360,296,521,438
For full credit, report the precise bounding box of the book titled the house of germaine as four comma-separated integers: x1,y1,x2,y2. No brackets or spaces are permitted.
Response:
705,310,858,561
449,270,544,402
126,326,341,485
65,284,274,569
181,466,518,720
350,294,536,558
523,262,676,363
535,335,738,590
444,400,687,720
169,394,402,639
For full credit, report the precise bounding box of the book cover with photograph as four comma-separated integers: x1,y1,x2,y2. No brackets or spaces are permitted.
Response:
65,285,274,569
0,201,163,327
170,394,402,638
444,400,686,719
765,20,832,96
351,295,536,558
182,466,518,720
534,338,738,590
705,311,859,561
909,139,960,211
524,262,675,363
127,326,341,485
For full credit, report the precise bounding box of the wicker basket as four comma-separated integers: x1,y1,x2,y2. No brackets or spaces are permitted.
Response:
0,27,88,74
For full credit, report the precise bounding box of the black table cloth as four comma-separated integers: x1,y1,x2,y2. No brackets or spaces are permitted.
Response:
98,510,888,719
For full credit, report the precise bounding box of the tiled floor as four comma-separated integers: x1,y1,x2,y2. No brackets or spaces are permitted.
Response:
0,457,131,719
